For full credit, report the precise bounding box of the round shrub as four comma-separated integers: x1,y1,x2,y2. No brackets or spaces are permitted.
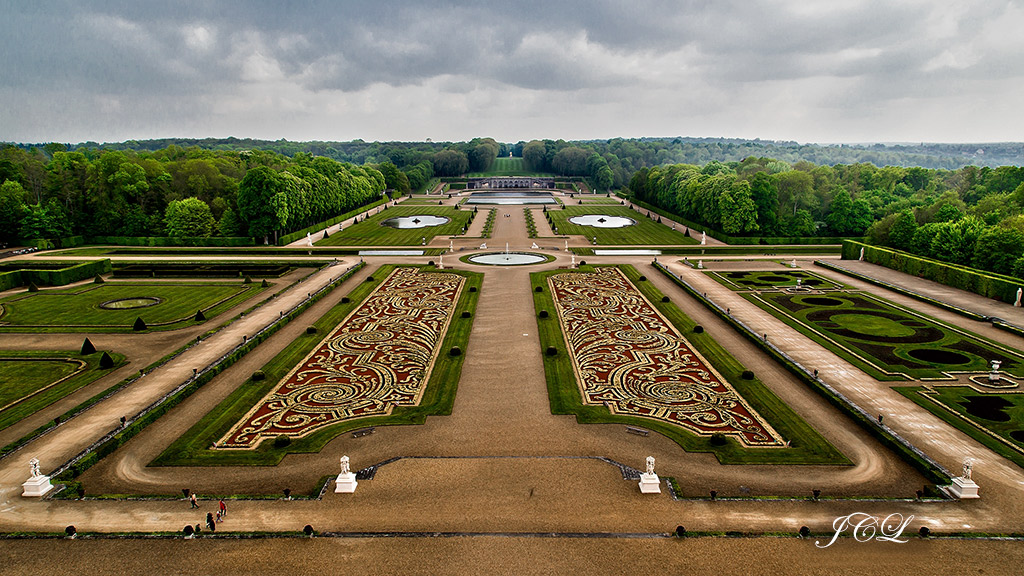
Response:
427,261,435,266
919,526,930,538
341,297,350,303
460,311,471,318
638,275,647,282
65,525,77,538
693,325,704,334
273,435,291,448
449,346,462,356
709,432,727,446
538,310,549,319
546,346,558,356
741,370,755,380
661,296,670,303
469,286,477,293
535,286,543,293
799,526,810,538
579,260,586,266
366,276,375,282
303,525,315,537
252,370,266,381
306,326,318,334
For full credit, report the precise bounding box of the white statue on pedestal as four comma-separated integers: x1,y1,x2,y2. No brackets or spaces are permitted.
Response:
449,240,454,252
697,260,704,269
700,231,706,245
1015,287,1022,307
962,458,973,481
645,456,655,475
638,455,660,494
336,455,358,493
22,457,53,497
859,247,865,261
791,259,797,268
438,255,444,269
29,458,41,478
340,455,350,476
307,232,313,247
531,242,538,249
565,239,568,251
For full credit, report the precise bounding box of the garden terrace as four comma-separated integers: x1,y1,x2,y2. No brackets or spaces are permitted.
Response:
315,206,472,246
0,282,266,332
112,263,291,278
746,290,1024,380
545,205,697,245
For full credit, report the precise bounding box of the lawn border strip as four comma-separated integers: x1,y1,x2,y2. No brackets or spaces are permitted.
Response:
653,261,952,485
37,262,363,480
0,357,87,413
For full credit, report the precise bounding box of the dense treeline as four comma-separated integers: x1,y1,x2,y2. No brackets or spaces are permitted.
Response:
627,158,1024,278
0,145,387,243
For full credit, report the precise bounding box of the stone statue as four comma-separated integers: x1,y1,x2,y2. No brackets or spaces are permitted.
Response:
962,458,973,480
645,456,655,475
700,231,706,246
1015,287,1022,307
480,243,487,249
858,247,865,261
565,239,569,251
438,255,444,269
306,232,313,247
340,456,350,476
697,260,704,269
571,254,576,267
791,259,797,268
531,242,539,249
29,458,41,478
449,240,454,252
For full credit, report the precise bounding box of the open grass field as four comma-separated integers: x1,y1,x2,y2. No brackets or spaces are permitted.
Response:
467,157,552,177
0,350,125,431
530,264,847,465
152,264,483,466
706,270,845,291
0,282,263,332
545,205,698,245
897,386,1024,469
745,290,1024,380
315,206,473,247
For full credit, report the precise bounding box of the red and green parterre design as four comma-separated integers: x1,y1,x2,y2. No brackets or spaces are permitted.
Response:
218,267,464,449
548,268,784,447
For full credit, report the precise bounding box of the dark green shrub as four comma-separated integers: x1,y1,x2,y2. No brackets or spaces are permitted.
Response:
99,352,114,369
341,297,350,303
638,275,647,281
132,317,147,331
741,370,754,380
243,276,252,284
427,261,435,266
252,370,266,381
461,311,471,318
710,432,727,446
449,346,462,356
693,325,704,334
81,338,96,355
469,286,477,292
194,309,206,322
261,279,270,288
306,326,318,334
28,282,39,292
538,310,549,318
579,260,586,266
273,435,291,448
366,276,375,282
535,286,543,293
94,274,105,284
661,296,670,303
546,346,558,356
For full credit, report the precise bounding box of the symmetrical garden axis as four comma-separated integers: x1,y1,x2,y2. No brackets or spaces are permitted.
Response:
548,267,783,446
219,267,464,448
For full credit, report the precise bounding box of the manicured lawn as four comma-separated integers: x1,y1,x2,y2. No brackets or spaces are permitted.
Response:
152,264,483,466
531,264,848,465
897,386,1024,469
0,282,263,332
315,206,473,246
545,205,697,245
0,351,126,431
467,157,552,177
706,270,845,291
746,291,1024,380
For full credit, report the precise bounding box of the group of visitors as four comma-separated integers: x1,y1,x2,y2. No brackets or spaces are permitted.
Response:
188,492,228,534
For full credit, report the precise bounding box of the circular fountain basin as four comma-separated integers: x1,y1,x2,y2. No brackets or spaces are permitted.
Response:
100,297,162,310
467,252,549,266
568,215,636,228
381,215,450,229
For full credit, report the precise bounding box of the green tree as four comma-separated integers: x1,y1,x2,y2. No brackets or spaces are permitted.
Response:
972,227,1024,275
431,150,469,177
237,166,288,242
888,210,918,250
0,180,28,242
164,197,215,237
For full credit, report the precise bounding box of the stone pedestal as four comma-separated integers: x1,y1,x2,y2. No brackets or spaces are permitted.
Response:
638,473,661,494
22,475,53,498
945,476,980,499
335,472,358,493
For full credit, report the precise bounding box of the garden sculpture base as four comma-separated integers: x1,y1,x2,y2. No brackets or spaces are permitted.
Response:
944,476,980,500
638,473,661,494
335,472,358,493
22,474,53,498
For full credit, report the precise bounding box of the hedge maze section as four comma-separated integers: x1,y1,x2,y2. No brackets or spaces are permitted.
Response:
219,267,464,448
747,290,1024,380
549,267,783,446
0,283,263,332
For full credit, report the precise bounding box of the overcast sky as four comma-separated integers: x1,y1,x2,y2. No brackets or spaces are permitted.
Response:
2,0,1023,145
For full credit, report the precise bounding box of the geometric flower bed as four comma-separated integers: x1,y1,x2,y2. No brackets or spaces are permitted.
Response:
218,267,464,448
548,267,784,446
706,270,843,291
749,291,1024,380
546,205,696,245
315,206,472,246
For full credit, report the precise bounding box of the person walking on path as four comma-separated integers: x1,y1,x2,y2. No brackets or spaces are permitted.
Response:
219,499,227,518
206,512,216,532
189,493,198,509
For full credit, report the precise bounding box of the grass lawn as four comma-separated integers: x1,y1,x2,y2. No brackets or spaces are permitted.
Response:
152,264,483,466
545,205,698,245
745,290,1024,380
0,282,263,332
706,270,845,291
315,206,473,247
467,157,552,177
897,386,1024,469
0,351,126,431
530,264,848,465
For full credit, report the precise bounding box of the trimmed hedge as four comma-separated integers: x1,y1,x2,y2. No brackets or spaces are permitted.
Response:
89,236,254,247
277,197,388,245
0,259,113,290
843,240,1023,305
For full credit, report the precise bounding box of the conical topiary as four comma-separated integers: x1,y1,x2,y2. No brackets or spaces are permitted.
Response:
94,274,105,284
243,276,252,284
133,317,148,331
194,309,206,322
81,338,96,355
99,351,114,369
261,279,269,288
28,282,39,292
